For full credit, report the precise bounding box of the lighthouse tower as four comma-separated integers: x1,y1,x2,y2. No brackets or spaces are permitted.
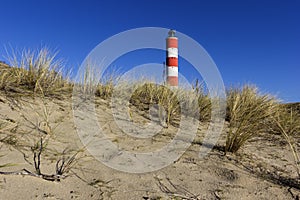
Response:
166,29,178,87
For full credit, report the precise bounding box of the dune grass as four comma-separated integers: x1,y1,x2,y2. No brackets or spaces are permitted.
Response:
192,79,212,122
269,106,300,178
269,105,300,136
109,81,206,127
0,48,72,96
128,83,180,126
225,85,278,153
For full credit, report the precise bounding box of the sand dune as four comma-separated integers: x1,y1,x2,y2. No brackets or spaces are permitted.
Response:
0,92,299,200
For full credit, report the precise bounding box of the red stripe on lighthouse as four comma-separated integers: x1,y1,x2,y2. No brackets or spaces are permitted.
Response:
166,38,178,48
166,57,178,66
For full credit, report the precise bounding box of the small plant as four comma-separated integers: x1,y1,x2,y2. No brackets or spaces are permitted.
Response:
1,135,80,182
225,85,277,153
1,136,81,181
95,78,114,100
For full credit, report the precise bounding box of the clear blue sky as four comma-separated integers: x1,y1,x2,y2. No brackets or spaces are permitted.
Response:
0,0,299,102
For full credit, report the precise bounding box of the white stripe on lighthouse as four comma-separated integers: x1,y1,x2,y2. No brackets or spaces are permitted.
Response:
167,47,178,58
167,66,178,77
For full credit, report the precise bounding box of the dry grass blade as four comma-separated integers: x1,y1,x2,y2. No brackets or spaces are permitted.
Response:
0,154,17,169
0,163,16,168
155,176,200,200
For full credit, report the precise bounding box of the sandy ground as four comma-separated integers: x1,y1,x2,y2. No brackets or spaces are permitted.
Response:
0,93,299,200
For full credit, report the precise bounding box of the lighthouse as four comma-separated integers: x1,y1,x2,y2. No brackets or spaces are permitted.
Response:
166,29,178,87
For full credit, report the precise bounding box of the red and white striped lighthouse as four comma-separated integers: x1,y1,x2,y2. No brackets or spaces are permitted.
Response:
166,29,178,87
